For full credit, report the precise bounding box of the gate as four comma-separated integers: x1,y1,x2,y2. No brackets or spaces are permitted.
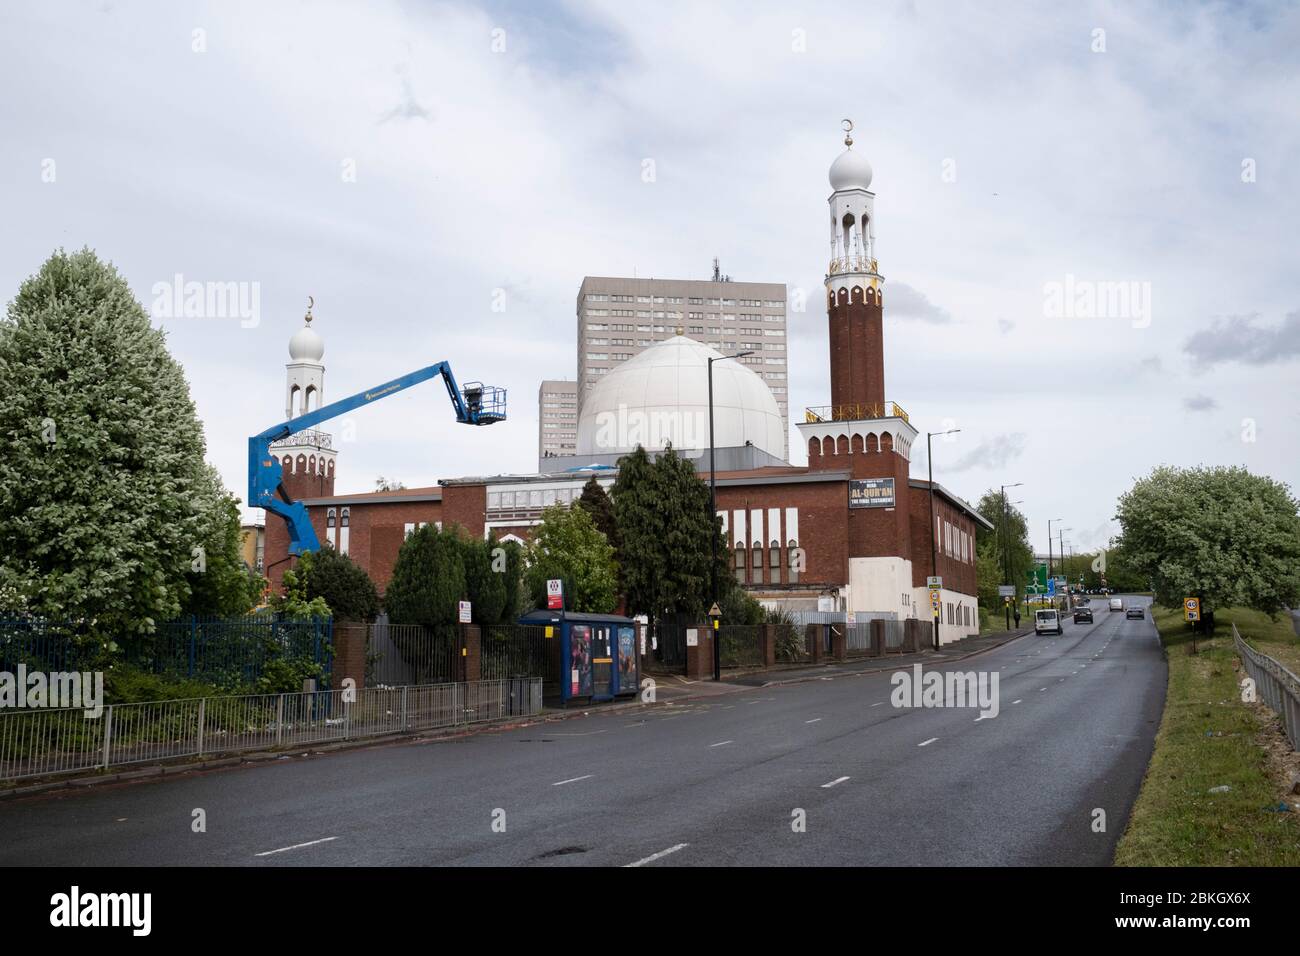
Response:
655,612,692,671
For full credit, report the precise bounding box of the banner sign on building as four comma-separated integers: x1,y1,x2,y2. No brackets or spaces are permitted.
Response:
849,477,895,509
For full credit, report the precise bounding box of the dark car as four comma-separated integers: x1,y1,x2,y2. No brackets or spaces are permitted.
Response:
1126,606,1144,619
1074,607,1094,624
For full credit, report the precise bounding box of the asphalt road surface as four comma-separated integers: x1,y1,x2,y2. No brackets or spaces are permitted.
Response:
1,595,1166,867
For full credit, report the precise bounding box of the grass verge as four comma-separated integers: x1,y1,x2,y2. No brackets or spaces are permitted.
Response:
1113,604,1300,866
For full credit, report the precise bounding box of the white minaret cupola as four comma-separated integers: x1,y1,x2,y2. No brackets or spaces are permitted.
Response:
286,297,326,417
826,119,881,296
273,297,337,498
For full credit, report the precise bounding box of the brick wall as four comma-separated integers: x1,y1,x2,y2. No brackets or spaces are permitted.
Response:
715,479,848,587
907,485,979,595
828,285,885,409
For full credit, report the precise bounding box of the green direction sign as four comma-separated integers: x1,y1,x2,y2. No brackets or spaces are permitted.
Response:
1027,563,1048,589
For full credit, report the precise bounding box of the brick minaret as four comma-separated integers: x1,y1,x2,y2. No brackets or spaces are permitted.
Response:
798,125,917,563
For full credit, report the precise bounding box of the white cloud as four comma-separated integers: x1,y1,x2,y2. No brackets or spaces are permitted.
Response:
1,0,1297,548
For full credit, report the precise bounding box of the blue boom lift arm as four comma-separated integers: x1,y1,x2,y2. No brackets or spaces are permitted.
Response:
249,363,505,557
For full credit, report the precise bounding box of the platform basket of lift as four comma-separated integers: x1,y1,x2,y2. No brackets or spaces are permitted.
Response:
461,382,506,424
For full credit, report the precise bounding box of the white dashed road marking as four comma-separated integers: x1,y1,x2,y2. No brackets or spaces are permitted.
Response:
821,776,851,788
625,844,689,867
709,740,733,748
918,737,939,747
805,718,822,724
552,774,594,787
255,837,337,857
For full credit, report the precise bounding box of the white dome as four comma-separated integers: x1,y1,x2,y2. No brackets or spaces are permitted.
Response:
829,146,872,191
576,336,786,459
288,324,324,362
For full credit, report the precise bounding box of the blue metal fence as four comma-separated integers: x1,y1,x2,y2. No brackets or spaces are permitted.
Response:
0,615,332,689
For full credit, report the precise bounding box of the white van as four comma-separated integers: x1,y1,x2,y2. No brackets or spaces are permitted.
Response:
1109,597,1124,612
1035,609,1063,636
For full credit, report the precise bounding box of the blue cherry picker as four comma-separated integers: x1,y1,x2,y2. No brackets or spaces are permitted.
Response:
249,363,505,556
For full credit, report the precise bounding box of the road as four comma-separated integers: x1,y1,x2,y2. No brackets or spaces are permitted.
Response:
0,595,1166,867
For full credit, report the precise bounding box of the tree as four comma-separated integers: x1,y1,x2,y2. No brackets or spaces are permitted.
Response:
974,489,1034,608
524,504,618,613
0,248,238,636
612,445,726,624
299,547,379,622
1115,465,1300,615
461,532,506,625
576,476,618,549
269,559,330,620
375,476,405,492
385,523,466,626
179,465,264,618
495,536,527,623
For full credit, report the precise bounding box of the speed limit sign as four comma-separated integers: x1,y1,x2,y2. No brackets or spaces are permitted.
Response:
1183,597,1200,622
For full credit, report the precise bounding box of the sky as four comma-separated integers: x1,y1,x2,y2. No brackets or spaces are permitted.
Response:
2,0,1298,559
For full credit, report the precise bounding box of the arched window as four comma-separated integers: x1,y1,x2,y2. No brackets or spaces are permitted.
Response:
751,544,763,585
769,540,781,585
290,384,301,417
734,544,746,584
340,507,350,528
304,385,317,412
787,539,800,584
326,508,336,528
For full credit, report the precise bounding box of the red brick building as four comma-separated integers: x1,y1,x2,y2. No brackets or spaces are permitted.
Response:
262,131,991,643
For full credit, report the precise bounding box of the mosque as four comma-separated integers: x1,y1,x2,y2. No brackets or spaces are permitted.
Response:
261,131,990,644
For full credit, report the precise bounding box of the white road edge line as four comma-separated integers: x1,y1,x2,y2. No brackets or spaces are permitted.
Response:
625,843,689,868
821,776,851,788
255,837,337,857
552,774,595,786
918,737,939,747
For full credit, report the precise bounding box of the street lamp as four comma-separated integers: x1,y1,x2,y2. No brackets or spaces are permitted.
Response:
927,428,961,650
999,482,1023,629
709,350,754,681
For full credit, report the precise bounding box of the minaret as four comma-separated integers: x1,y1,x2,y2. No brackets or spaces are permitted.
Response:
274,301,337,503
798,125,918,559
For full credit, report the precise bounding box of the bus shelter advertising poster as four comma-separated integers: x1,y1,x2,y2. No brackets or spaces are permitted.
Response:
617,625,636,691
570,625,592,697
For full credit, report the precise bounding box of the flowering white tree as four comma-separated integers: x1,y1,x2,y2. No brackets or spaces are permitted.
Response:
1116,465,1300,615
0,248,240,634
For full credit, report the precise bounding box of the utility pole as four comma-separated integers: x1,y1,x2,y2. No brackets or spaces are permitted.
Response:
927,429,961,649
1000,482,1022,629
708,350,753,681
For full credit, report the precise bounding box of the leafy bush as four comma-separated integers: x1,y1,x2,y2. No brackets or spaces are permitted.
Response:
300,548,379,622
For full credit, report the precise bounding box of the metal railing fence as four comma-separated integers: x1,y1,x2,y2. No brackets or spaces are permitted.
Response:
0,678,541,783
1234,623,1300,751
718,625,764,669
0,615,332,689
366,622,459,686
480,625,554,683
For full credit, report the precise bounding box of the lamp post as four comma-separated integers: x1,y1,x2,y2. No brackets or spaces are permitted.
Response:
999,482,1022,630
927,428,961,649
709,350,754,681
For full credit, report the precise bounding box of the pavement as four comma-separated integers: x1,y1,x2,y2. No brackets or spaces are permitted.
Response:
0,595,1165,866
